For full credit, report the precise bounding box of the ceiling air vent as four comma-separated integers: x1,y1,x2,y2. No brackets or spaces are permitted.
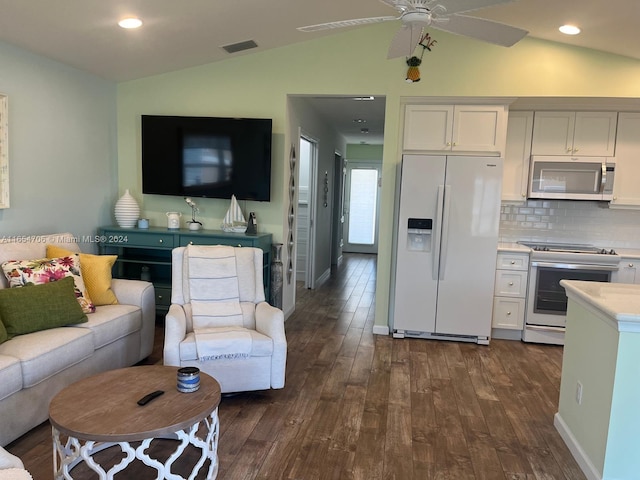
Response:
221,40,258,54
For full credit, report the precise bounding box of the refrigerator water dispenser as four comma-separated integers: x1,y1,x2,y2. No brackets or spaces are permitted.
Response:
406,218,432,252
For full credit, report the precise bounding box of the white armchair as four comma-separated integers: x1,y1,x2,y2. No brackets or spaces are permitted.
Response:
0,446,32,480
163,245,286,394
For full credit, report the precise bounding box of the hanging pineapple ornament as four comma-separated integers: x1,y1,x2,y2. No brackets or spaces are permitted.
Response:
405,32,437,83
406,56,422,82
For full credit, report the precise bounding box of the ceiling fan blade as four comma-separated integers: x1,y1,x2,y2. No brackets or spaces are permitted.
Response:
379,0,413,12
297,16,397,32
432,14,527,46
387,23,424,59
436,0,518,16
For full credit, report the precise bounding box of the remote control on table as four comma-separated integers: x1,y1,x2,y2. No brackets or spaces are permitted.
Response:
137,390,164,406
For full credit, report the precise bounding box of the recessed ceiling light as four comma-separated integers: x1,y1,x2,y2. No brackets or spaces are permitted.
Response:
559,24,581,35
118,17,143,29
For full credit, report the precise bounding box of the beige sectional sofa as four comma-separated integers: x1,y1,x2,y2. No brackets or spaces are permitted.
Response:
0,233,155,446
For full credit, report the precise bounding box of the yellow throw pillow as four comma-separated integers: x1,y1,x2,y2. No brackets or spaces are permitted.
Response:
46,245,119,306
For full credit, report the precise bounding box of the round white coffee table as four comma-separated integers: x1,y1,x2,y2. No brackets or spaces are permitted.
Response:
49,365,221,479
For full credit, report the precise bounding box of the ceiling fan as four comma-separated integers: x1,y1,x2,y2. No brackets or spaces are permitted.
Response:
297,0,528,59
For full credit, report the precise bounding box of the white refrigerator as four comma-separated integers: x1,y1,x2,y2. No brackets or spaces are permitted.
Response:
392,154,503,344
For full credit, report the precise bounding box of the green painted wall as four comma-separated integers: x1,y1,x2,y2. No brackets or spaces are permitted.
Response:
117,21,640,326
0,40,117,243
346,144,384,161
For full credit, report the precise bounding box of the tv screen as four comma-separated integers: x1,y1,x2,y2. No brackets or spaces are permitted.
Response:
141,115,272,201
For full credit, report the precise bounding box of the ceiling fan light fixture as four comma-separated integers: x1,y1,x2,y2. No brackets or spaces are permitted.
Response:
559,24,581,35
118,17,143,29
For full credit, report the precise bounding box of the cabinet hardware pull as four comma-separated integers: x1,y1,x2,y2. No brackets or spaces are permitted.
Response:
629,263,634,267
510,260,516,264
507,311,511,315
158,239,163,243
508,282,514,286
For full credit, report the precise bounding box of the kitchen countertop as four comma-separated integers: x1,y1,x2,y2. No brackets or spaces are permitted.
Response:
560,279,640,328
497,242,531,254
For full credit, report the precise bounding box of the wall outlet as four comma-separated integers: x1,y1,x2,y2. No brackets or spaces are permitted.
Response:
575,381,583,405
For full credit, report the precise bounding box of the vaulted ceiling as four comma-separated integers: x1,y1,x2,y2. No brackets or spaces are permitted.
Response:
2,0,636,144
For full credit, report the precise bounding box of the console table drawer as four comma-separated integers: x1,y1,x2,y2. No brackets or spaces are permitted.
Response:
180,235,255,248
117,232,176,248
155,287,172,307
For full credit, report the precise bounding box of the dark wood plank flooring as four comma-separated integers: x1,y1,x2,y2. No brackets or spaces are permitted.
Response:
6,253,585,479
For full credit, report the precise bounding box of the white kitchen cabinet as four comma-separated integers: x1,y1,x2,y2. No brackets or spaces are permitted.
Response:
612,257,639,284
492,252,529,331
403,104,507,154
502,111,533,203
531,111,617,156
610,112,640,209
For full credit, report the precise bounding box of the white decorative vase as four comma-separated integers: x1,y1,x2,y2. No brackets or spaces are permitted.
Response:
114,189,140,228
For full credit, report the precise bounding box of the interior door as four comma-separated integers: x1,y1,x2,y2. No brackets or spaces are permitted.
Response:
296,134,318,289
343,161,381,254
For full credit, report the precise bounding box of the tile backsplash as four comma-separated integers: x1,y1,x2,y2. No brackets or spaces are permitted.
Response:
499,200,640,248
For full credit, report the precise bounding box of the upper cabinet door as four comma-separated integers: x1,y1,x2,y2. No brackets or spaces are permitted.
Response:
403,104,453,151
502,111,533,203
531,111,575,155
610,112,640,209
531,111,617,156
403,104,506,154
451,105,507,154
572,111,618,156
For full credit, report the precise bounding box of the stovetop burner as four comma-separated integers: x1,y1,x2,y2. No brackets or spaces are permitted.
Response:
519,242,618,256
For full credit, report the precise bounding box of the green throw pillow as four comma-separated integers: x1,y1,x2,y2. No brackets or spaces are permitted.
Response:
0,318,7,344
0,276,88,338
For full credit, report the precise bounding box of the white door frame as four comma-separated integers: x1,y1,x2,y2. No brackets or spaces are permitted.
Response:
298,132,318,289
343,160,382,254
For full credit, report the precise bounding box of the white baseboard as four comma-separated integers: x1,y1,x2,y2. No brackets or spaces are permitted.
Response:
372,325,389,336
315,268,331,289
554,413,602,480
491,328,523,341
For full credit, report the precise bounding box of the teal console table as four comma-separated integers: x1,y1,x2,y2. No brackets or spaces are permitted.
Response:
98,226,272,315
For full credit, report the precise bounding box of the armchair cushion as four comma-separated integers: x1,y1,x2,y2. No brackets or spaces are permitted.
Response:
178,328,273,361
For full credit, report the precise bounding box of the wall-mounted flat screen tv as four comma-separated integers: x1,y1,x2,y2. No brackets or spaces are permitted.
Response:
141,115,272,201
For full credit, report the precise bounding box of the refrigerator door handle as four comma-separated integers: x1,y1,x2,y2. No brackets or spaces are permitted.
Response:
432,185,445,280
439,184,452,280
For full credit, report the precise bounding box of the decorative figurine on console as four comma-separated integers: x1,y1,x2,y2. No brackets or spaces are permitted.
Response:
184,197,203,231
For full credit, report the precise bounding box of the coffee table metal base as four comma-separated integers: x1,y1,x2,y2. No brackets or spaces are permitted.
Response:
52,409,219,480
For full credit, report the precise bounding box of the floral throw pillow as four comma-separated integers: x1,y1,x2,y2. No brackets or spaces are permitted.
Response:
1,255,96,314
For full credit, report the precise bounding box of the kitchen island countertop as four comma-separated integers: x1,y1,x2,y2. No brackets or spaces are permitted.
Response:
560,279,640,326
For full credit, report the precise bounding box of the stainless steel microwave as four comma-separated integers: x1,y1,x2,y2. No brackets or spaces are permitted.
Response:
528,156,615,201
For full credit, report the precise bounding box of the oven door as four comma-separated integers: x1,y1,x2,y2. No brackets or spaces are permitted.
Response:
526,261,616,328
